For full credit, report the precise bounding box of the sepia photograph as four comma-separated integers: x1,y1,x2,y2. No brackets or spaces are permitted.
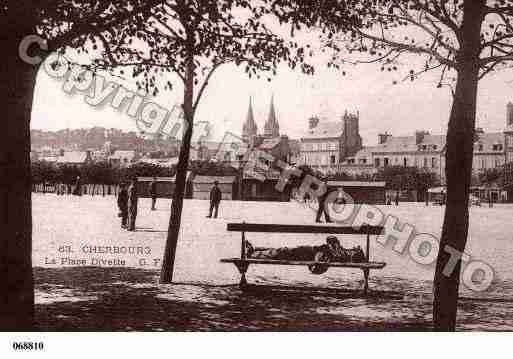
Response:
2,0,513,355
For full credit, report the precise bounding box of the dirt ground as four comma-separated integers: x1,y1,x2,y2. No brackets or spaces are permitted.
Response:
32,194,513,331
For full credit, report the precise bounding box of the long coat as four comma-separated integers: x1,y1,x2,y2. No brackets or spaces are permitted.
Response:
128,184,138,212
117,188,128,213
210,186,222,203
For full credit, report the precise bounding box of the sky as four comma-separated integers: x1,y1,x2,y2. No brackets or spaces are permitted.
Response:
30,45,513,148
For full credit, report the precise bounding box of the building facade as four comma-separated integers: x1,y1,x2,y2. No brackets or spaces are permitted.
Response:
298,104,513,183
298,111,363,174
339,128,506,184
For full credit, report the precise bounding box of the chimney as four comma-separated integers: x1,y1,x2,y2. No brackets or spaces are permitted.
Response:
378,132,391,144
415,130,429,145
308,116,319,129
508,102,513,126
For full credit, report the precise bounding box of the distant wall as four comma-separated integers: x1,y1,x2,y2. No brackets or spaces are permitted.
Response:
328,185,385,205
192,182,235,200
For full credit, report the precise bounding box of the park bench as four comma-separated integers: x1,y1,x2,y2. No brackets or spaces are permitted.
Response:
220,223,386,294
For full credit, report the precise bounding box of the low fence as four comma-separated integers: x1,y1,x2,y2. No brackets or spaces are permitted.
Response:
32,183,119,196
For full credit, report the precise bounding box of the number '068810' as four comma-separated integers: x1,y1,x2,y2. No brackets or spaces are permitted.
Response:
12,342,44,350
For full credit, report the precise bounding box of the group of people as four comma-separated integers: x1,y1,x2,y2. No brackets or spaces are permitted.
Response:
43,176,84,196
386,192,400,206
117,178,140,231
116,177,221,230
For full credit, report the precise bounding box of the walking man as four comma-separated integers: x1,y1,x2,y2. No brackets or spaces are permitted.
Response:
127,178,139,231
316,181,332,223
117,182,129,229
149,177,158,210
207,180,222,218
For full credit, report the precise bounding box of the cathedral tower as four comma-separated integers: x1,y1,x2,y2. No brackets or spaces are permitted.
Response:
242,97,258,142
263,95,280,138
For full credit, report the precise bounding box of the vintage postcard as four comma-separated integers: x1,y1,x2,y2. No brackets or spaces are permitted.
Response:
2,0,512,356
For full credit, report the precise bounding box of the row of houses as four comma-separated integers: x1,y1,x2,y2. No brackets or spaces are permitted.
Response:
342,129,507,182
31,149,138,166
298,104,513,185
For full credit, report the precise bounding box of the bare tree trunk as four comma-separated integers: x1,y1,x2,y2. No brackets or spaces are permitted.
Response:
0,13,38,329
433,0,484,331
160,47,195,283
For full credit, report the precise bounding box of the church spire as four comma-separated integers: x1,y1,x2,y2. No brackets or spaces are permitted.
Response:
264,94,280,138
242,96,258,141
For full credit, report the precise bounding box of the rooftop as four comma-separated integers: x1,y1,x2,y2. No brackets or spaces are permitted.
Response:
327,181,386,188
56,151,90,164
302,117,344,140
193,175,236,184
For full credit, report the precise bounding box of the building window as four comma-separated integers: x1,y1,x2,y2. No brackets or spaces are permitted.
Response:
330,155,336,165
478,144,483,151
493,144,503,151
433,145,437,150
403,158,407,167
423,158,428,167
422,145,427,151
432,157,437,168
375,158,380,167
384,158,389,167
481,159,486,169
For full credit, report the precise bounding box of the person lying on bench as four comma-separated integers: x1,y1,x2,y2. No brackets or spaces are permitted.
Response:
244,235,365,266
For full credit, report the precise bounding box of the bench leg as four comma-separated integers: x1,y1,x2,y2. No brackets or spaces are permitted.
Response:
240,272,248,289
363,269,369,295
235,262,250,289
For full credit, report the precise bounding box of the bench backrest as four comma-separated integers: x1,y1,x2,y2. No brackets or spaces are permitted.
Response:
227,223,383,235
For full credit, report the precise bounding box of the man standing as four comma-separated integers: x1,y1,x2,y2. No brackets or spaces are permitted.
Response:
316,181,332,223
117,182,129,229
73,176,82,196
207,180,222,218
127,178,139,231
149,177,158,211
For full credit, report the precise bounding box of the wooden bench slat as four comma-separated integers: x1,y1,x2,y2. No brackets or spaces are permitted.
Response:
226,223,383,235
220,258,386,269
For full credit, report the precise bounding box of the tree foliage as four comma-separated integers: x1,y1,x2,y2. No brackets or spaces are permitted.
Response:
477,167,503,185
324,0,513,86
376,166,439,191
31,161,174,185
